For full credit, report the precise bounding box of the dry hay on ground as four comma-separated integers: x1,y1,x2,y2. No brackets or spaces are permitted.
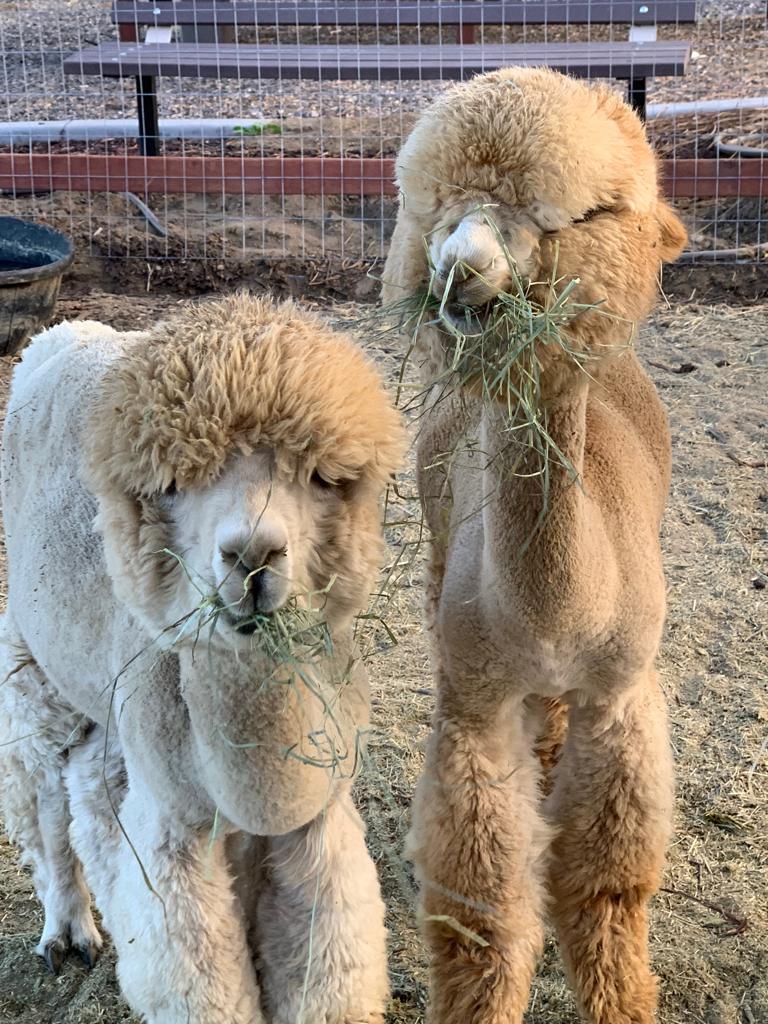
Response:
0,289,766,1024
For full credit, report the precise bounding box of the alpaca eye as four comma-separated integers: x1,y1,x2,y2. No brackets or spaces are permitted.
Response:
573,206,612,225
165,480,177,496
310,470,334,490
310,470,357,495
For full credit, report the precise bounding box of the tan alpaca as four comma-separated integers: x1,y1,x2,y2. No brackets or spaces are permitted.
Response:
383,68,687,1024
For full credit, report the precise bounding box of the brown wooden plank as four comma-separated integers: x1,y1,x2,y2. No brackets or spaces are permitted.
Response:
0,154,763,199
117,22,138,42
113,1,698,28
659,159,768,199
0,154,398,196
64,41,692,80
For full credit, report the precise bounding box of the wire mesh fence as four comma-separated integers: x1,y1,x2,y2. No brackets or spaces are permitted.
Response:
0,0,765,271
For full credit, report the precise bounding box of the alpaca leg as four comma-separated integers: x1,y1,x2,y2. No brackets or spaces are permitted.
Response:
257,785,389,1024
410,692,550,1024
0,752,99,972
66,728,264,1024
0,748,47,898
0,635,100,972
529,696,569,795
33,770,102,970
547,672,674,1024
227,831,269,955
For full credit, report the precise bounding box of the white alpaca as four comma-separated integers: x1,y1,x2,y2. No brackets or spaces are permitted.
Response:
0,294,404,1024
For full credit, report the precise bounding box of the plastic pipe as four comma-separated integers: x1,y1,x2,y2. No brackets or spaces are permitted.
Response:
0,118,276,144
0,96,766,145
647,96,768,119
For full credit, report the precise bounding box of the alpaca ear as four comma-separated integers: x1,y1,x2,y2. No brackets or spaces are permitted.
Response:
93,490,174,637
381,214,432,305
656,200,687,262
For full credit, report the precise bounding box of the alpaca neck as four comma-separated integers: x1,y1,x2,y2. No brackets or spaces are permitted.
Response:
479,378,596,612
180,636,367,835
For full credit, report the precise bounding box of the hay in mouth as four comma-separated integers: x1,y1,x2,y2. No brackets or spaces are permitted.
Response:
374,211,633,535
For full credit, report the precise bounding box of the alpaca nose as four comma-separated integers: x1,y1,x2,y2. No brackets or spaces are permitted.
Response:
219,540,287,582
432,213,540,307
432,217,509,307
217,519,288,593
434,261,470,298
218,541,288,619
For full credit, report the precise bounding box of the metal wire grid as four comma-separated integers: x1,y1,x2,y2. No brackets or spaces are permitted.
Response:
0,0,765,267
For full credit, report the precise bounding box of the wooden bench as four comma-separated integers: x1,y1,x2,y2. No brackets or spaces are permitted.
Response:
64,1,695,156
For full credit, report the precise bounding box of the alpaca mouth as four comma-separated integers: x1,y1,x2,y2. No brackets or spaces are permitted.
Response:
223,609,274,635
440,301,490,335
218,604,274,636
232,616,261,636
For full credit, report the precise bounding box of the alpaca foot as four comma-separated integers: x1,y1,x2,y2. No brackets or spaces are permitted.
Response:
75,938,101,969
37,931,102,974
36,912,103,974
40,937,67,975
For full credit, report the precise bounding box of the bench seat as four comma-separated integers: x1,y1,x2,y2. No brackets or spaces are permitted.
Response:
65,40,691,82
113,0,697,29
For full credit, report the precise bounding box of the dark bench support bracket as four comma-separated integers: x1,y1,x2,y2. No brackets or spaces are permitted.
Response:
136,75,160,156
628,77,648,119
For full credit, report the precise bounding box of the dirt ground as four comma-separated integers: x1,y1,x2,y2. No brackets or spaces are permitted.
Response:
0,276,766,1024
2,190,768,306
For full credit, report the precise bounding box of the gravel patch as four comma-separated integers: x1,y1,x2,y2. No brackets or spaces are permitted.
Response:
1,1,765,124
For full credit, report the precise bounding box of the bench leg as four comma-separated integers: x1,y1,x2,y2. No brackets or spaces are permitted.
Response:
628,77,647,120
136,75,159,157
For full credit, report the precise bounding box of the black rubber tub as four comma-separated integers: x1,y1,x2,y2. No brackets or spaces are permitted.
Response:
0,217,74,357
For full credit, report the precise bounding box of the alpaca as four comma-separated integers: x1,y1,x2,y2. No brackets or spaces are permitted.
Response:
382,68,687,1024
0,294,405,1024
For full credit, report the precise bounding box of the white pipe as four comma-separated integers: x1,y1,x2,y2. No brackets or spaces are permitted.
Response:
0,117,277,144
675,242,768,263
0,95,766,145
647,96,768,119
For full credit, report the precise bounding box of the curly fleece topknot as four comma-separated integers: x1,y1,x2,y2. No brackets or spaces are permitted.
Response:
87,292,406,496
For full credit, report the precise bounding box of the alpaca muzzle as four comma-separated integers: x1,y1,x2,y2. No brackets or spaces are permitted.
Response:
431,213,540,307
215,516,292,624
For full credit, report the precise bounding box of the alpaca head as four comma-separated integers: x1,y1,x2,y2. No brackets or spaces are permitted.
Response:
390,67,687,340
85,293,405,651
160,446,374,635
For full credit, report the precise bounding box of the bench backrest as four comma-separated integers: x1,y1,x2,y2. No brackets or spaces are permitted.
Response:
113,1,698,29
